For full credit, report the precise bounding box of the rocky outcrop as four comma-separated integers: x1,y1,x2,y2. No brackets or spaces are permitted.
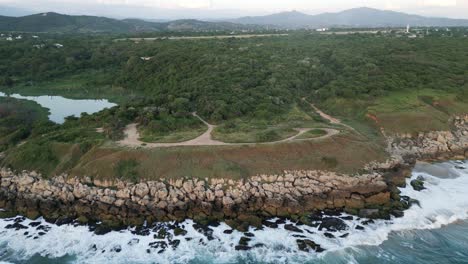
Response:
1,115,466,227
388,115,468,160
0,168,390,225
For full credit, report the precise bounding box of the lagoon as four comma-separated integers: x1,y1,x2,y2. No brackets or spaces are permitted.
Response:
0,92,116,124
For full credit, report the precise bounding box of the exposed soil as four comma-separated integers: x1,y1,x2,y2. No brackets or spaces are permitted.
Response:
118,113,340,148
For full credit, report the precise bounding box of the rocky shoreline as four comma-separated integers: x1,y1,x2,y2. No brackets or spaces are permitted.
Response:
0,115,467,231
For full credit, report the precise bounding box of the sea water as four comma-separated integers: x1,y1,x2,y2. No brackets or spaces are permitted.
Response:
0,160,467,264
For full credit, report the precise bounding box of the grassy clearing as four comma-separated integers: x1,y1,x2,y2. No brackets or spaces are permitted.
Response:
212,104,329,143
320,89,468,137
296,129,328,140
70,132,388,181
139,126,206,143
138,115,207,143
368,89,468,135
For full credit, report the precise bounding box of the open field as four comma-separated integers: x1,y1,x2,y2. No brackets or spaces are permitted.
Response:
71,131,388,181
367,89,468,135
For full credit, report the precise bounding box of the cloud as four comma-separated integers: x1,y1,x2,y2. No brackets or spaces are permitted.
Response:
422,0,457,7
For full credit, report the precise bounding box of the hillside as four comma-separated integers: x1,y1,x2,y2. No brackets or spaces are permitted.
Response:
230,7,468,28
0,12,258,33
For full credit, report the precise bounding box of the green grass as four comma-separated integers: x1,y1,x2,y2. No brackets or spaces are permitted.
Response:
139,126,206,143
0,97,50,151
368,89,468,135
213,104,330,143
69,131,388,181
296,129,328,140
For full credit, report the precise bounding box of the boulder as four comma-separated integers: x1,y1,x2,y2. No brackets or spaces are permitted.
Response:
134,183,149,198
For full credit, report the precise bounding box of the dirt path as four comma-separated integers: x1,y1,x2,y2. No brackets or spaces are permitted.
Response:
118,113,340,148
303,99,360,134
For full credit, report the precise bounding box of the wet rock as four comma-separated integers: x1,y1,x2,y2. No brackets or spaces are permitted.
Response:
318,217,347,232
238,237,251,246
94,225,112,235
355,225,365,230
275,218,287,225
111,245,122,253
324,232,335,238
244,232,255,238
296,239,325,253
169,239,180,249
28,221,41,227
36,225,51,232
5,222,28,230
235,245,251,251
284,224,303,233
262,220,278,228
340,216,353,221
132,226,151,236
223,229,233,234
148,241,167,253
155,228,172,240
358,209,380,219
391,210,404,218
55,217,74,226
193,223,214,241
340,233,349,238
292,234,307,238
410,179,426,191
362,219,374,225
174,228,187,236
128,238,140,246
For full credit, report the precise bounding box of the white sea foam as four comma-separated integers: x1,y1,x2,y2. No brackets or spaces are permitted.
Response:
0,160,467,264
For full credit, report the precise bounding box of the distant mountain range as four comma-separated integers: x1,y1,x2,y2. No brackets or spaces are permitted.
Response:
230,7,468,28
0,12,260,33
1,7,468,33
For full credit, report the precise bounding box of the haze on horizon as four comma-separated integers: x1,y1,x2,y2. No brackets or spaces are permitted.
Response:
1,0,468,20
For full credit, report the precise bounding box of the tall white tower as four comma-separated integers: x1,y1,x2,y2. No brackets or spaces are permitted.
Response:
406,24,410,33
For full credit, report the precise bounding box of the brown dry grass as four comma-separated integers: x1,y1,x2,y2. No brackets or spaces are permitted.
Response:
70,132,388,181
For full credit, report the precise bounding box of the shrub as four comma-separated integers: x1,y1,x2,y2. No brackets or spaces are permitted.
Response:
115,159,139,183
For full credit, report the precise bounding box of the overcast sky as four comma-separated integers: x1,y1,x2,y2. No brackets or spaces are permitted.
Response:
2,0,468,19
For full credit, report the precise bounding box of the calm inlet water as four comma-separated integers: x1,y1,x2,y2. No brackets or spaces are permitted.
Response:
0,92,116,123
0,160,467,264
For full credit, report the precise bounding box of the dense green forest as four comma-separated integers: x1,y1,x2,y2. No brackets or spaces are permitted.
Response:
1,30,468,176
2,30,467,121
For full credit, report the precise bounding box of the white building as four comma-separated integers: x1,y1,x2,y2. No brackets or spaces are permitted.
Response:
54,43,64,48
316,28,329,32
6,37,13,41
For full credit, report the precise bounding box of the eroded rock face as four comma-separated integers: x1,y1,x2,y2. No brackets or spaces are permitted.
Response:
0,167,390,224
388,115,468,160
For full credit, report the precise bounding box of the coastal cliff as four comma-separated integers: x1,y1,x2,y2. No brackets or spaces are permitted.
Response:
0,168,390,227
0,115,467,229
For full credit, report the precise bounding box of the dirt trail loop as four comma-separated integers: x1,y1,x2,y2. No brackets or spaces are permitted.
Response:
118,113,340,148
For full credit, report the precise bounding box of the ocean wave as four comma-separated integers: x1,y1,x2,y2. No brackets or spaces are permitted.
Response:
0,160,467,264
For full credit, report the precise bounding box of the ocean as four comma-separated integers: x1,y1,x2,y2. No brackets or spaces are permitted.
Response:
0,160,467,264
